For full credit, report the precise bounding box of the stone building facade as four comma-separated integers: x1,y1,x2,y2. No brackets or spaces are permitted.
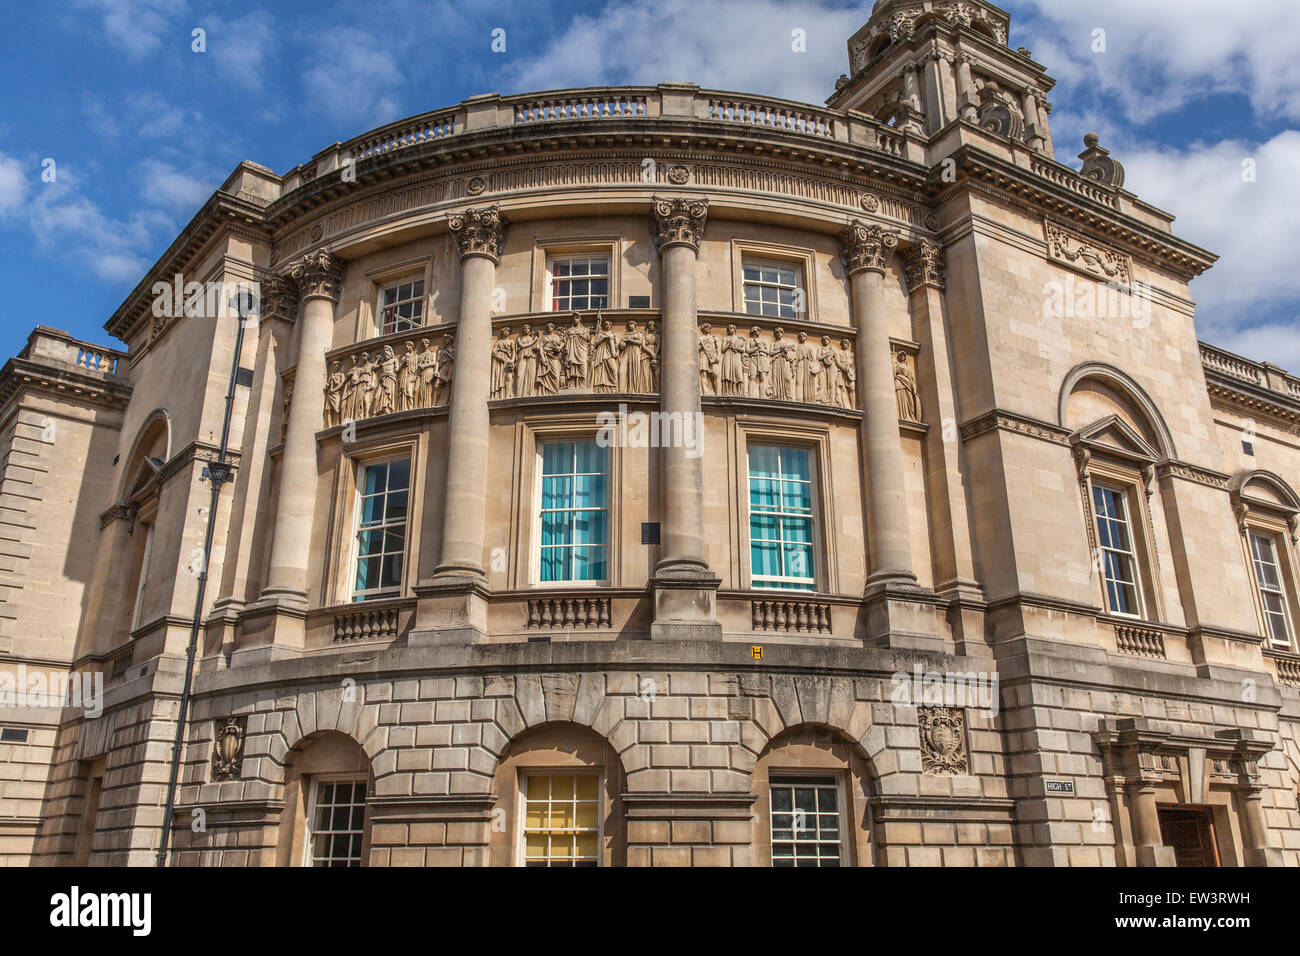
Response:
1,0,1298,866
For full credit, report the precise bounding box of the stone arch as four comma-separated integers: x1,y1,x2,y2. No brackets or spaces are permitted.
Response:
1058,361,1177,460
489,720,626,866
118,409,171,500
753,723,880,866
1230,469,1300,513
276,729,373,866
268,685,380,781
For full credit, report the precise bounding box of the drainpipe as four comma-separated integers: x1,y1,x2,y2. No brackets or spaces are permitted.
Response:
156,291,254,866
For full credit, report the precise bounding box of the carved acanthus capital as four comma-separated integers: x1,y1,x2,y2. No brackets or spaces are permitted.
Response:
259,273,299,322
839,220,898,276
902,239,947,291
289,250,344,302
650,197,709,253
449,205,509,263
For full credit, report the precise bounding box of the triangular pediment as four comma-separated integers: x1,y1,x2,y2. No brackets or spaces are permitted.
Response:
1070,415,1159,464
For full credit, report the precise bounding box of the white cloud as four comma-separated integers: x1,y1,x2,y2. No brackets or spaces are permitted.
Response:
0,154,28,216
302,29,403,125
201,12,276,92
139,158,220,214
73,0,187,60
1116,131,1300,369
505,0,860,105
1016,0,1300,123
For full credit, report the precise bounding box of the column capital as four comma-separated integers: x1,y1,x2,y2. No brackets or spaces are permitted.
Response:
289,249,345,302
839,221,898,276
650,197,709,253
902,238,947,292
448,205,509,264
259,273,300,322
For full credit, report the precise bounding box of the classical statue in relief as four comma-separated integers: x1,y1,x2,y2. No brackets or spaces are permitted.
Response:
590,318,619,393
514,324,539,398
645,320,660,392
834,339,856,409
697,323,720,395
536,322,563,395
398,341,419,411
342,356,363,421
564,313,591,389
795,331,821,404
720,323,747,397
373,345,399,416
416,338,437,408
357,351,376,418
769,329,796,401
618,320,652,394
745,326,770,398
325,360,345,427
433,333,455,406
894,350,922,421
491,326,516,400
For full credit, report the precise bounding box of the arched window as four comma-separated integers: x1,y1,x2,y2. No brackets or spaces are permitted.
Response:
1230,470,1300,651
752,724,876,867
277,731,374,867
116,413,169,641
489,722,625,867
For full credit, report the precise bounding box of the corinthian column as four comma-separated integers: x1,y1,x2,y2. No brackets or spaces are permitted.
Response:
412,207,507,646
648,197,720,641
840,221,916,588
432,205,508,583
260,250,343,607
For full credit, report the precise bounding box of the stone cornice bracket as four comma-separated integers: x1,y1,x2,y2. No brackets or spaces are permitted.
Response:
259,273,299,323
902,238,947,292
289,250,344,303
838,220,899,276
448,205,509,264
650,197,709,253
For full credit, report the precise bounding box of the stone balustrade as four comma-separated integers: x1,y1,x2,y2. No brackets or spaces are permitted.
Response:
527,596,612,629
751,599,833,634
1114,623,1167,660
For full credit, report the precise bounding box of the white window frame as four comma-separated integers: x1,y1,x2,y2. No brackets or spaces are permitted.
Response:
376,277,425,335
1091,481,1147,619
517,770,603,867
742,257,804,319
303,774,368,868
532,439,610,587
1249,530,1296,650
349,457,411,602
546,254,611,313
130,521,154,632
768,773,846,867
746,443,818,592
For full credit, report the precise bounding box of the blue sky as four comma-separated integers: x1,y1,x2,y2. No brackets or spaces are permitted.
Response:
1,0,1296,368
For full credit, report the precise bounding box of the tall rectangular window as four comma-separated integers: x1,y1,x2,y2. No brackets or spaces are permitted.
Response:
749,445,815,591
1093,484,1143,616
352,459,410,601
130,521,154,631
539,441,607,583
522,773,600,867
770,775,842,867
743,259,801,318
378,279,423,335
1250,532,1294,648
307,779,366,867
549,256,609,311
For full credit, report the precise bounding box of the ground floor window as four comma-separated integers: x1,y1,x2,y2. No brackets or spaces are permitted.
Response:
306,778,367,867
522,773,601,866
769,774,842,866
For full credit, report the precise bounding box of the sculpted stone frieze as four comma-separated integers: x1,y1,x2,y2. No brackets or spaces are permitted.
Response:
1045,221,1132,285
893,350,923,423
700,322,857,410
325,333,454,427
489,314,658,399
